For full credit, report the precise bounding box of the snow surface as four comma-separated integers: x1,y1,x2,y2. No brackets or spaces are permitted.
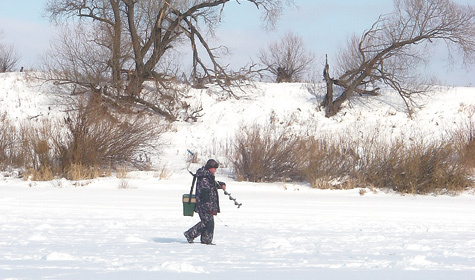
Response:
1,72,475,279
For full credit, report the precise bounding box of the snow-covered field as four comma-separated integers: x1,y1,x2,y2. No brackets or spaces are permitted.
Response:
1,72,475,279
1,176,474,279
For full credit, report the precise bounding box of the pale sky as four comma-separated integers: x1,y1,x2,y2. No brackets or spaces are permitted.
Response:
1,0,475,86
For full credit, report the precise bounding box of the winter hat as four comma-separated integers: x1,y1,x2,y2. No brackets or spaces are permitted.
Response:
205,159,219,169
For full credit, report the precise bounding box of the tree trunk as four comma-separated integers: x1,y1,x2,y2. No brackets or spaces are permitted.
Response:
110,0,122,89
125,72,143,98
322,56,337,117
322,56,370,117
321,56,332,107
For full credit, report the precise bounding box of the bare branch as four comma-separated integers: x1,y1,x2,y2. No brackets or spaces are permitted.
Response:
0,31,20,72
44,0,293,119
323,0,475,117
259,32,315,82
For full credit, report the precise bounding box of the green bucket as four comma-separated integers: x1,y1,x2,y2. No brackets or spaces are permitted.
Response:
182,194,196,216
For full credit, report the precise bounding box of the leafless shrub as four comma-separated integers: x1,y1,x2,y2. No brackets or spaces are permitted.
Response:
259,32,315,83
0,113,18,169
230,124,301,182
0,116,47,172
295,135,362,188
16,120,58,180
451,106,475,169
51,97,166,179
25,166,54,181
228,121,472,193
0,30,20,72
463,135,475,170
360,139,469,194
0,98,166,181
297,130,472,194
297,124,472,193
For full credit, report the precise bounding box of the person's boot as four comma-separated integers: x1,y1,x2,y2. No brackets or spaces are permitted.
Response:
183,232,194,243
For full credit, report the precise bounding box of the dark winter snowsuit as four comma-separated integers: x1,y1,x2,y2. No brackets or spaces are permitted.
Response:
184,167,224,244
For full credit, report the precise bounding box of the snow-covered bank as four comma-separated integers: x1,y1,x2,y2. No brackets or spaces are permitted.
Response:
1,72,475,279
0,175,474,279
3,72,475,170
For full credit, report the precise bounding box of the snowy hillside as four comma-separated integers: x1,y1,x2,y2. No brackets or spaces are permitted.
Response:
1,72,475,171
1,72,475,279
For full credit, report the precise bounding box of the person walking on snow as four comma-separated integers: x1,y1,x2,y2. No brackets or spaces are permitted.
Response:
184,159,226,245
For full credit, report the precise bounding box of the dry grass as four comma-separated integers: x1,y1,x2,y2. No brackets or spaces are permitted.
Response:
229,122,474,194
0,113,18,169
0,96,166,181
48,97,165,179
230,124,301,182
452,110,475,170
296,135,362,188
25,166,54,181
1,99,474,192
156,165,172,180
361,139,470,194
66,164,102,181
118,179,133,189
116,166,129,179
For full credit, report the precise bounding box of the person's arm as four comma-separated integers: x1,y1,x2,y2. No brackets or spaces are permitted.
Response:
216,181,226,190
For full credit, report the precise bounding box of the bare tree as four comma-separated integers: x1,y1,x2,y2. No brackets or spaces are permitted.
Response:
44,24,111,90
44,0,293,120
259,32,315,82
322,0,475,117
0,31,20,72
